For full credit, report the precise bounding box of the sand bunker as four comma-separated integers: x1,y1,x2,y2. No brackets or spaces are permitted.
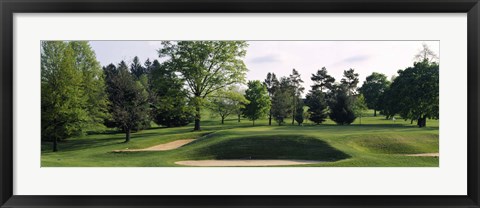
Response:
175,159,323,167
113,139,194,152
404,153,439,157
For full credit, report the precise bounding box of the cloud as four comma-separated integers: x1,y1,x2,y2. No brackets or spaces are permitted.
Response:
250,54,281,64
334,55,370,66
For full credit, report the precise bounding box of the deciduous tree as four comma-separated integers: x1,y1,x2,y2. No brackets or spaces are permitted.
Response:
41,41,109,152
149,60,194,127
242,80,270,126
158,41,248,131
353,94,368,125
383,60,439,127
358,72,390,116
207,87,249,124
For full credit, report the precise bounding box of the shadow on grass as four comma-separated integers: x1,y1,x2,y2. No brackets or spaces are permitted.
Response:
189,135,350,162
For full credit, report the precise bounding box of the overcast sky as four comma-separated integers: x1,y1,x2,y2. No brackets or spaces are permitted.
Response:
90,40,439,96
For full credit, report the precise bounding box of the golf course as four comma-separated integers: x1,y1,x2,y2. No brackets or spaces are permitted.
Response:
41,41,439,167
41,109,439,167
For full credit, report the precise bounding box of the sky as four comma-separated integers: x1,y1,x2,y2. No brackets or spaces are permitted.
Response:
89,41,439,96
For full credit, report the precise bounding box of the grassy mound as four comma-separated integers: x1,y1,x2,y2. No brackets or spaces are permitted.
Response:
186,135,350,162
348,134,439,154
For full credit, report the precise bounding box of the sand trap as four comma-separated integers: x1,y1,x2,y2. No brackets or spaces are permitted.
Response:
404,153,439,157
175,159,323,167
113,139,195,152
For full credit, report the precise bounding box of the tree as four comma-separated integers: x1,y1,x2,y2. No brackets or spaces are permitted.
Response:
42,41,86,152
41,41,109,152
271,77,293,125
305,89,329,124
144,58,153,74
242,80,271,126
415,43,439,63
230,86,248,123
340,68,359,95
149,60,194,127
294,97,304,125
328,86,357,125
353,94,368,125
68,41,109,130
358,72,390,116
207,87,249,124
264,72,279,125
130,56,146,78
105,61,150,142
289,69,305,125
158,41,248,131
383,60,439,127
311,67,335,92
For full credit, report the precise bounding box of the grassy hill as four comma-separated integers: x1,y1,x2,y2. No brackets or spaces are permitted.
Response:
41,110,439,167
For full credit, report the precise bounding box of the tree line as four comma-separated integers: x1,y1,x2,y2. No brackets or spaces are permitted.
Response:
41,41,438,152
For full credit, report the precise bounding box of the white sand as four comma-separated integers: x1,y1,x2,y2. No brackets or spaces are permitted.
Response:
113,139,194,152
404,153,439,157
175,159,323,167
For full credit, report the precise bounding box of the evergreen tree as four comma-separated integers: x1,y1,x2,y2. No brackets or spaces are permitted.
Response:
311,67,335,92
294,97,304,125
289,69,304,125
340,68,359,95
328,86,357,125
105,61,150,142
144,58,152,74
264,72,279,125
271,77,293,125
305,89,329,124
130,56,146,78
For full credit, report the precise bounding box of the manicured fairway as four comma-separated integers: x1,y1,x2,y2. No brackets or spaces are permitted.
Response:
41,111,439,167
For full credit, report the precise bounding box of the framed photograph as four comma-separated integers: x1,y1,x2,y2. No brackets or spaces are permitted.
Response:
1,0,479,207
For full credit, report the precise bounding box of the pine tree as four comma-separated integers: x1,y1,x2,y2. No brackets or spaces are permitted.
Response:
305,89,329,124
105,61,150,142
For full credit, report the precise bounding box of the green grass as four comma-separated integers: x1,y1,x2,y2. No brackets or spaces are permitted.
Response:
41,110,439,167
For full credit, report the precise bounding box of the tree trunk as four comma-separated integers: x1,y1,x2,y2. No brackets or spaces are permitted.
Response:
252,120,255,126
125,128,131,143
374,109,377,117
417,116,427,128
194,105,201,131
221,116,225,125
238,114,241,122
53,137,58,152
268,110,272,126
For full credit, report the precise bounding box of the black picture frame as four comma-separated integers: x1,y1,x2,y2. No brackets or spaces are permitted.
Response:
1,0,479,207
